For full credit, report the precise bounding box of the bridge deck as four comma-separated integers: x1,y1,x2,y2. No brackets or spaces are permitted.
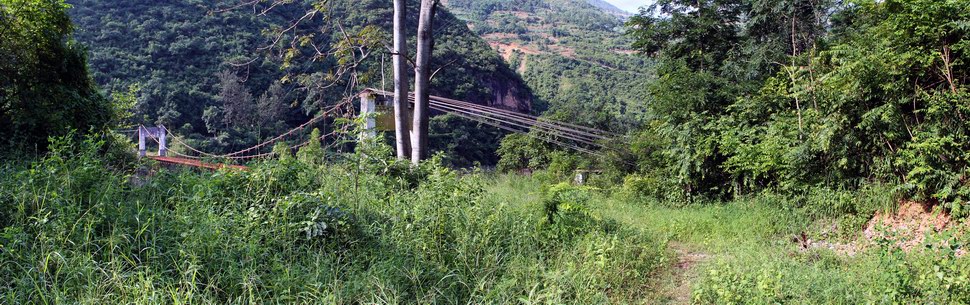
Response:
149,156,249,171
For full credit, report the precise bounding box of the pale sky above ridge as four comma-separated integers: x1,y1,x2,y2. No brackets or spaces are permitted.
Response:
603,0,653,13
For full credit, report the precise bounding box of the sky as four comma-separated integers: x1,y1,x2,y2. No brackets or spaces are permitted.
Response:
603,0,653,13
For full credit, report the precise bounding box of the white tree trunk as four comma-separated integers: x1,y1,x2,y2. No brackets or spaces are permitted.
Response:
393,0,411,160
411,0,436,164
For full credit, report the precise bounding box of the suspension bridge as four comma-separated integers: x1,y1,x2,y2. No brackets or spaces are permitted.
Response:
134,89,618,170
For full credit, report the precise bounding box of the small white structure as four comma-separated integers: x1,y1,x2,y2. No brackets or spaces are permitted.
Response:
138,125,167,157
573,169,601,185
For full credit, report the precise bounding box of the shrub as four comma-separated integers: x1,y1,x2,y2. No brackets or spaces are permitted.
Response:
622,170,685,205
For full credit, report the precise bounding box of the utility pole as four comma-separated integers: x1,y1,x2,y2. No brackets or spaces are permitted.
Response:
393,0,411,160
411,0,437,164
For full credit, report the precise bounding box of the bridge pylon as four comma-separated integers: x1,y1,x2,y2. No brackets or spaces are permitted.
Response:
138,125,167,157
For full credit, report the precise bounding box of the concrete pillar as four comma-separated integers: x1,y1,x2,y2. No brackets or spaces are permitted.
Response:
360,91,377,139
574,170,589,185
138,126,146,157
158,125,167,157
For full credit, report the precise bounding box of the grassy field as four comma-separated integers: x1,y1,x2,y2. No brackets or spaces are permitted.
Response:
1,137,968,304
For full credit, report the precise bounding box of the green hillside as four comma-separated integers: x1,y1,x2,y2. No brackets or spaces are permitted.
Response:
67,0,531,156
443,0,654,131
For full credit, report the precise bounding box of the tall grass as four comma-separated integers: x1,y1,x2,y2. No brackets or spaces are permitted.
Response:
0,134,667,304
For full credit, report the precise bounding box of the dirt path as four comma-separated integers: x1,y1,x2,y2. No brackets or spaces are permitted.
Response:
665,242,710,304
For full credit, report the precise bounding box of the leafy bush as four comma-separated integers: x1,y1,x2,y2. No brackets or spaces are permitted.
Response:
693,262,787,304
622,170,684,205
541,183,597,243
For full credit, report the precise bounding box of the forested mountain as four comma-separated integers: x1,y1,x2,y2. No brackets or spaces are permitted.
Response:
67,0,531,161
443,0,653,131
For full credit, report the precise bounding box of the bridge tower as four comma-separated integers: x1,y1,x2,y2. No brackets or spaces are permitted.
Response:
138,125,167,157
359,91,377,138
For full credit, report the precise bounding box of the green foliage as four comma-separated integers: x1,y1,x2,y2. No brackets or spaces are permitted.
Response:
428,114,505,168
595,188,970,305
622,0,970,214
68,0,533,167
449,0,655,172
897,90,970,217
272,141,292,161
496,132,554,172
0,0,114,151
0,134,666,303
523,55,653,131
621,171,682,205
108,84,139,129
296,128,323,164
691,233,970,304
624,0,834,199
693,262,787,304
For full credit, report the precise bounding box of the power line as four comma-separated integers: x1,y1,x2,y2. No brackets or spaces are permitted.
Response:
142,89,624,167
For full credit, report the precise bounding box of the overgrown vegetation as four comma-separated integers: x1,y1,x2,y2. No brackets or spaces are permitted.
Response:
598,189,970,304
499,0,970,213
622,0,970,204
0,134,666,303
0,0,116,152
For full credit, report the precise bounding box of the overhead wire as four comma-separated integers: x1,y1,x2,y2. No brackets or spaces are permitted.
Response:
366,89,615,148
366,88,618,139
140,89,623,166
153,98,352,160
426,100,605,147
426,104,607,158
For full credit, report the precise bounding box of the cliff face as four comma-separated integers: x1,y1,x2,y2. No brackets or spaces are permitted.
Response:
490,77,532,112
67,0,534,131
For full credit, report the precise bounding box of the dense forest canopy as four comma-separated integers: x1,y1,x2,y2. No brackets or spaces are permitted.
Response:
66,0,532,166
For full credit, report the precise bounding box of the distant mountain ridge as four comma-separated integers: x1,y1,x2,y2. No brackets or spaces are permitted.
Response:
586,0,633,17
442,0,653,131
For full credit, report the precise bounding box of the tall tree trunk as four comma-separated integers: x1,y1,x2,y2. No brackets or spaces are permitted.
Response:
393,0,411,160
411,0,436,164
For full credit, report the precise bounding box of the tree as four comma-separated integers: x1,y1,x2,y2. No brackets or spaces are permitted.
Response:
392,0,411,160
0,0,113,151
625,0,837,198
257,81,288,132
216,70,255,129
411,0,439,164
